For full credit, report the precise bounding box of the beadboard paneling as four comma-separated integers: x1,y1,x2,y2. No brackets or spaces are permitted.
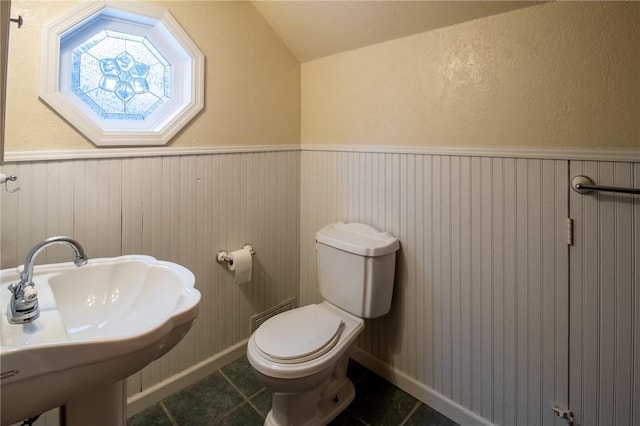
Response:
3,149,637,426
300,150,569,426
569,161,640,426
0,151,300,402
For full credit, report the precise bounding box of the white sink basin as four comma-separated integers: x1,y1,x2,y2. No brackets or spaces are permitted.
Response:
0,255,201,425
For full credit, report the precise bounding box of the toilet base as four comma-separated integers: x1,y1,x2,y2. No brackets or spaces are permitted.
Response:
264,377,355,426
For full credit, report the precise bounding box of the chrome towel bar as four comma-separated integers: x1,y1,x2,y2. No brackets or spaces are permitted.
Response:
571,175,640,195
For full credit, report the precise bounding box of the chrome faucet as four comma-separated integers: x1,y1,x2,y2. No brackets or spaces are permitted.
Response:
7,236,89,324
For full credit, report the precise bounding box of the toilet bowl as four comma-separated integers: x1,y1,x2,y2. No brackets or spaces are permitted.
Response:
246,222,399,426
247,302,364,425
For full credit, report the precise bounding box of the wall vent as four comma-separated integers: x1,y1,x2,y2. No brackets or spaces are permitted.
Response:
250,298,295,334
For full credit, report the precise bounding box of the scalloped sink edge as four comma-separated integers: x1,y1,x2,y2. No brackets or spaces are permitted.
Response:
0,255,201,425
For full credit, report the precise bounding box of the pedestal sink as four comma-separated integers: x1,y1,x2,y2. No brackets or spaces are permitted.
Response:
0,255,201,426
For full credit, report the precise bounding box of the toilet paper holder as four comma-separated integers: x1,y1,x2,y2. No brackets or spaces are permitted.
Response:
217,244,255,265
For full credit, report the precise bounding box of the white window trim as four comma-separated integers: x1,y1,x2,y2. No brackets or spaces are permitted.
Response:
40,1,204,146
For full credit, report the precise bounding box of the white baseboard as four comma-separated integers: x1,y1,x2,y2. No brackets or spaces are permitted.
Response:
126,341,501,425
126,339,248,418
350,346,495,426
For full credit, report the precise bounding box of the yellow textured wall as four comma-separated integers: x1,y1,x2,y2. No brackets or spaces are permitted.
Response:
5,1,300,151
302,2,640,151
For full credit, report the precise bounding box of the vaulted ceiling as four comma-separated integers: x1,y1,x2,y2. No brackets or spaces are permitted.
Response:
252,1,543,62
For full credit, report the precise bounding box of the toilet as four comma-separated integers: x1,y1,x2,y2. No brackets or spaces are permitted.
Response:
247,222,399,426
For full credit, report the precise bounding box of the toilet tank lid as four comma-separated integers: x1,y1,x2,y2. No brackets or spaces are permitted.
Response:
316,222,399,256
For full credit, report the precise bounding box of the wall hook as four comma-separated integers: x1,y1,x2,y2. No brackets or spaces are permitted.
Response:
10,15,23,28
0,174,21,193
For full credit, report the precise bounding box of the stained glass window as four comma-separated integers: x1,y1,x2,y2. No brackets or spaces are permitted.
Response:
41,2,204,146
71,30,171,120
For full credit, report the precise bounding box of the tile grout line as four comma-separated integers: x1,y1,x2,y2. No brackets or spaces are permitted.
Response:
219,368,267,420
357,417,372,426
398,400,421,426
159,401,179,426
245,389,270,418
132,359,455,426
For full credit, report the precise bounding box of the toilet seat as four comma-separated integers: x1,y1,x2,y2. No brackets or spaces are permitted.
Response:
254,304,344,364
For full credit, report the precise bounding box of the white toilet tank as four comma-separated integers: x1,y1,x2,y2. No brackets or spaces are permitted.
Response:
315,222,399,318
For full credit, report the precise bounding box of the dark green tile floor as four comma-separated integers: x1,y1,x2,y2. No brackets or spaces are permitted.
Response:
128,356,458,426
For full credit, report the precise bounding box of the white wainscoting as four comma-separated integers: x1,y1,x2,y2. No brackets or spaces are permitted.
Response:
0,150,300,417
569,161,640,426
2,148,637,426
301,150,571,426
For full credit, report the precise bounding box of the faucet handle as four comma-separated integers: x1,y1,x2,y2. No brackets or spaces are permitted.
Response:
23,285,38,301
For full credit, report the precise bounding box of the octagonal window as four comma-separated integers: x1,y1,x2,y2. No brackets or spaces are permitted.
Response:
40,2,204,146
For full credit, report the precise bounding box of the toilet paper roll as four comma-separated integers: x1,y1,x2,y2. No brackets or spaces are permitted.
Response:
228,247,253,284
